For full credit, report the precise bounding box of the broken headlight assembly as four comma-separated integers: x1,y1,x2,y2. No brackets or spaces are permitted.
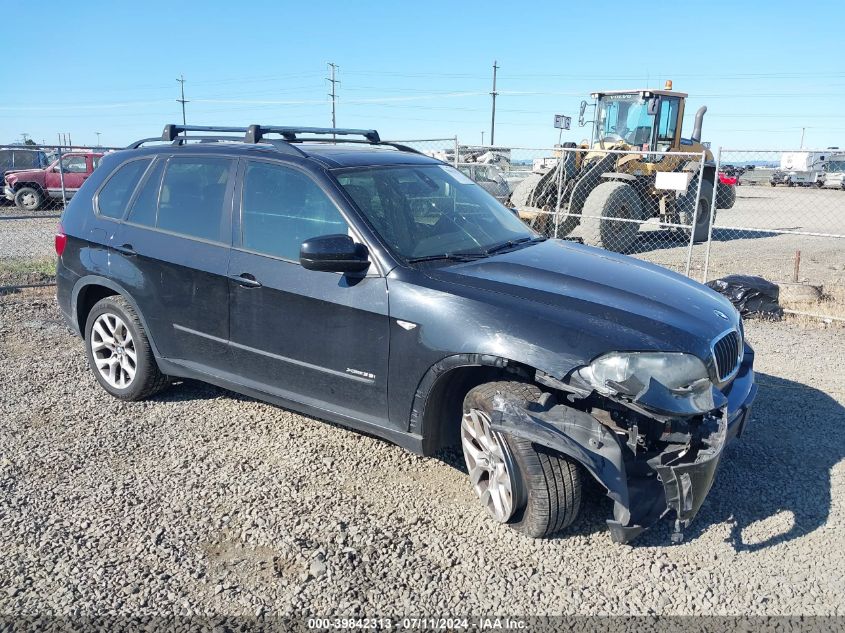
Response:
579,352,715,413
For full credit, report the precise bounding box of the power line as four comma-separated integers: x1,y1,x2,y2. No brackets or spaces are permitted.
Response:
176,74,188,127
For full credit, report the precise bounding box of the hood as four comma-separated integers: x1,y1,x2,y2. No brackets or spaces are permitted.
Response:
423,239,740,362
4,168,44,183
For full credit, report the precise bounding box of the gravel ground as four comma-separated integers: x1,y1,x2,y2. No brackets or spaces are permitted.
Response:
0,288,844,618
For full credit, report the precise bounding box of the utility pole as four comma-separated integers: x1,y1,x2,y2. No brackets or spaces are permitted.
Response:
20,132,29,144
327,63,340,137
481,131,484,146
800,127,806,149
95,132,101,147
176,74,188,128
490,60,499,146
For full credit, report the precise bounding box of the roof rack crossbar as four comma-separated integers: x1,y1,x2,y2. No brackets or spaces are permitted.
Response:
246,125,380,144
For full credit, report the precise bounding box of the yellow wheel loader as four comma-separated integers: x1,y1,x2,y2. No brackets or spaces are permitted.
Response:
510,82,735,253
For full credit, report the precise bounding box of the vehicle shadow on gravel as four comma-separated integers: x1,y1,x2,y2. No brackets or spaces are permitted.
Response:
607,227,781,256
674,372,844,551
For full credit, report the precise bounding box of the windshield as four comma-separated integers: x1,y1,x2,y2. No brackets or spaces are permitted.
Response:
826,160,845,173
595,94,655,146
335,164,534,261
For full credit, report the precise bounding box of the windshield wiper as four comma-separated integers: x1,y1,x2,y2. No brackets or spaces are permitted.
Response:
406,252,488,264
484,236,546,255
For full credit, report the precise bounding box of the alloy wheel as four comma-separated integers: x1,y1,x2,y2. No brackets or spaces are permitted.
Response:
460,408,519,522
90,313,137,389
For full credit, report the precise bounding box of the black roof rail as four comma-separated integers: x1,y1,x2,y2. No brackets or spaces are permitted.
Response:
246,125,380,144
162,124,249,141
126,137,161,149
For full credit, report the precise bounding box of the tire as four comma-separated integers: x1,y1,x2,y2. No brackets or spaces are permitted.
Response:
580,181,642,253
14,186,44,211
716,181,736,210
681,179,714,243
84,296,169,401
461,381,583,538
509,173,545,209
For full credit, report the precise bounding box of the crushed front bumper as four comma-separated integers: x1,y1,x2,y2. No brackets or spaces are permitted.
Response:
490,345,757,544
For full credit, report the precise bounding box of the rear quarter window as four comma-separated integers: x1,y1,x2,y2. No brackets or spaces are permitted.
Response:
96,159,152,219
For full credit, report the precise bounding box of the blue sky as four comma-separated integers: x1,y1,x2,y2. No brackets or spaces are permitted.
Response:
2,0,843,149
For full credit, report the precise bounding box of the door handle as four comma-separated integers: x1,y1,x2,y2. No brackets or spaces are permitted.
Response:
230,273,262,288
114,243,136,256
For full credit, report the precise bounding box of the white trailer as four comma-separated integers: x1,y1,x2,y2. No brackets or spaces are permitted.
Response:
779,151,831,186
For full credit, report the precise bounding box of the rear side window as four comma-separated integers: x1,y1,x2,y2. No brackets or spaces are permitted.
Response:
241,161,348,261
96,159,151,219
12,151,41,169
157,157,233,242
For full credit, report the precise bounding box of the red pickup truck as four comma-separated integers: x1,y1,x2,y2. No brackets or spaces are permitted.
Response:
4,152,104,211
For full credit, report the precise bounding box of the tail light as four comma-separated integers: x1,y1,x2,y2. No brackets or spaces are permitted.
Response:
55,222,67,256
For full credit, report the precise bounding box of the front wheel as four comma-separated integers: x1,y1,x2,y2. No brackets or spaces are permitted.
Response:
580,181,643,253
461,381,583,537
14,186,44,211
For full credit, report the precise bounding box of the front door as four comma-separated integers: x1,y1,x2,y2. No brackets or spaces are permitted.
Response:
45,154,90,200
227,159,390,426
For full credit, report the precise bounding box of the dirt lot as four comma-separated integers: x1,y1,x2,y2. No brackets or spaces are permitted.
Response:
0,287,843,618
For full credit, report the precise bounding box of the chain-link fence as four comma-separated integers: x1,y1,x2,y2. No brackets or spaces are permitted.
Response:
455,145,709,275
703,148,845,321
0,144,122,287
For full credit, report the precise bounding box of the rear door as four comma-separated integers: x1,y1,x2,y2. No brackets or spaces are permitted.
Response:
227,158,390,425
112,154,236,372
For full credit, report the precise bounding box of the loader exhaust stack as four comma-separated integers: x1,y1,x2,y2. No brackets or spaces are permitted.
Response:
691,106,707,143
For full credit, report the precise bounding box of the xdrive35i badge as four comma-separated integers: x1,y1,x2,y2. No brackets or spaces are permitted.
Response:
714,309,729,320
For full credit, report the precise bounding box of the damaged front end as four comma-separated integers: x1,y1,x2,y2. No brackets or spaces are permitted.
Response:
489,344,757,544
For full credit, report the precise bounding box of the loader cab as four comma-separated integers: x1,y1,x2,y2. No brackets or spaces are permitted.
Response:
591,87,687,153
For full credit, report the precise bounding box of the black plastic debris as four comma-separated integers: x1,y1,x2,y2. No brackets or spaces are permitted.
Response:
706,275,783,319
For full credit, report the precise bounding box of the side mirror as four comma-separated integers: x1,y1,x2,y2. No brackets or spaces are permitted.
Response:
647,96,659,116
300,234,370,273
578,100,588,127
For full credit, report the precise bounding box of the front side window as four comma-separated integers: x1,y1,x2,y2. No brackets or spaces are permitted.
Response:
61,155,88,173
335,164,532,261
96,159,151,219
240,161,348,261
157,157,233,242
596,94,654,146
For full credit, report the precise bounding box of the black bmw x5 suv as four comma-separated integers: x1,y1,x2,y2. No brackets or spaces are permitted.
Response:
56,124,757,543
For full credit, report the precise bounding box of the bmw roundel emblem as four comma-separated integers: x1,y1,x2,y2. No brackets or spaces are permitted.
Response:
714,309,729,320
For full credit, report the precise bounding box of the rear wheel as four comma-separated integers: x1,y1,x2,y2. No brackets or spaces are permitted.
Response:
84,296,169,401
681,179,714,243
14,186,44,211
580,181,642,253
461,381,583,537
